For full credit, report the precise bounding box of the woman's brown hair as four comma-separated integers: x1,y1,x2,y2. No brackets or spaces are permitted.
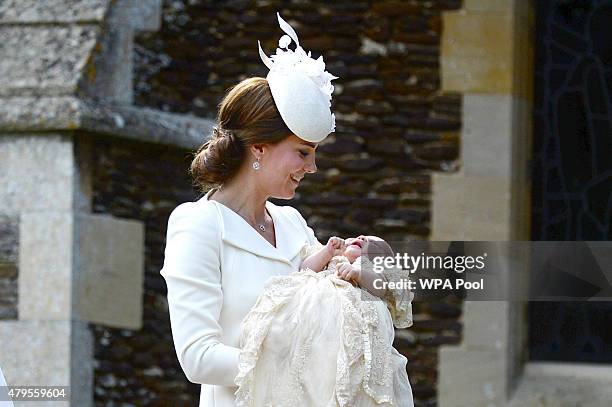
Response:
190,77,292,191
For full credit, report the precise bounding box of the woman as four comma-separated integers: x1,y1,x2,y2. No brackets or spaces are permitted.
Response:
161,77,321,406
162,13,415,406
160,14,341,406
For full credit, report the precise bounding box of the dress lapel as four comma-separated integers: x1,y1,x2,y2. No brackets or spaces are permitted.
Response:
200,190,303,265
265,201,309,262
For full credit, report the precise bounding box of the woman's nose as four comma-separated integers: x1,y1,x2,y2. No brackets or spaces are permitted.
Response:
304,154,317,173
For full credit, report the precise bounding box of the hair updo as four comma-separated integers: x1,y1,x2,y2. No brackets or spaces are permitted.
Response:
190,77,292,191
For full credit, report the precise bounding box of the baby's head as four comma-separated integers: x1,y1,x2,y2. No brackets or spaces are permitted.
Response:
343,235,394,264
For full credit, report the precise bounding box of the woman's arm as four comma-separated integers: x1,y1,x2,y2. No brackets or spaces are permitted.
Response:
160,202,240,387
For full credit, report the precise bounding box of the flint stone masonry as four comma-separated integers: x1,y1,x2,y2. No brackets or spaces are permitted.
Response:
0,215,18,320
0,215,18,263
89,137,200,405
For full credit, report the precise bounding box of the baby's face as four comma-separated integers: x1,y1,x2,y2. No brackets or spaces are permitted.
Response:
343,236,367,263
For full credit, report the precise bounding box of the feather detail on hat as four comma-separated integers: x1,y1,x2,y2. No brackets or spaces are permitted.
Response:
276,13,300,48
257,12,339,142
257,40,273,70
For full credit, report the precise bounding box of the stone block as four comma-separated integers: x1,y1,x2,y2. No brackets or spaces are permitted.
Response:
438,347,507,407
0,320,93,406
79,102,215,149
508,362,612,407
131,0,162,32
80,14,134,103
19,212,74,320
0,320,72,386
462,94,514,178
0,26,100,97
431,173,512,241
0,0,109,23
463,0,533,21
441,12,513,94
461,301,509,350
0,98,214,150
76,214,144,329
0,96,82,132
463,0,514,14
0,135,74,215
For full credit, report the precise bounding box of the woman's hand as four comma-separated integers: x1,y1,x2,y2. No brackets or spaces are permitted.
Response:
326,236,345,257
336,262,361,286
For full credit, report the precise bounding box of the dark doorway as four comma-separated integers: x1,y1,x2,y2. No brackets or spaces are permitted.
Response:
530,0,612,363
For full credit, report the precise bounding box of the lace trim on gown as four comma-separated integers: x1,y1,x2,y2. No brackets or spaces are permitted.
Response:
377,262,414,329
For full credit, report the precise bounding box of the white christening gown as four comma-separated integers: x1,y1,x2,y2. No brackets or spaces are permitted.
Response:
235,249,415,407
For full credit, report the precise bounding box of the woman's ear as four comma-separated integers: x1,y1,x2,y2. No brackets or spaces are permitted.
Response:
249,144,266,159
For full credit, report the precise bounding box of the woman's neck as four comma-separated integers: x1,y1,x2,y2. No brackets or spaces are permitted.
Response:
210,176,268,221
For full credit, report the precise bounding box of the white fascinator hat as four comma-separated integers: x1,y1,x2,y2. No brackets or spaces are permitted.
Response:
258,13,339,143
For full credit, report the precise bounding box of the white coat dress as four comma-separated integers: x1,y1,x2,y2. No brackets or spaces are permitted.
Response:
160,189,320,407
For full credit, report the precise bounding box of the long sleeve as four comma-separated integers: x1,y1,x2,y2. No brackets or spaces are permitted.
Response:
160,202,240,387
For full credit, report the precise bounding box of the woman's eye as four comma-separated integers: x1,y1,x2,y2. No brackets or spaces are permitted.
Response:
299,150,309,157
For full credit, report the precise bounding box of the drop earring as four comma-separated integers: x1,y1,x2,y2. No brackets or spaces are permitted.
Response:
252,157,261,170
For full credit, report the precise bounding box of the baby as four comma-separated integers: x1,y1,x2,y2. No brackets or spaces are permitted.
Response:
301,235,392,294
235,235,414,407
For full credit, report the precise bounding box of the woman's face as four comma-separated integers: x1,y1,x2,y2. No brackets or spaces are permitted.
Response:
260,134,318,199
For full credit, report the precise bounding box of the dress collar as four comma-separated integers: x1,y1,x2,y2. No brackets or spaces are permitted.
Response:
200,189,305,265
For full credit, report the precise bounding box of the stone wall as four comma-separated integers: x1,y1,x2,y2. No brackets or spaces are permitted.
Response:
89,134,200,405
435,1,534,405
0,215,18,320
91,0,464,405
